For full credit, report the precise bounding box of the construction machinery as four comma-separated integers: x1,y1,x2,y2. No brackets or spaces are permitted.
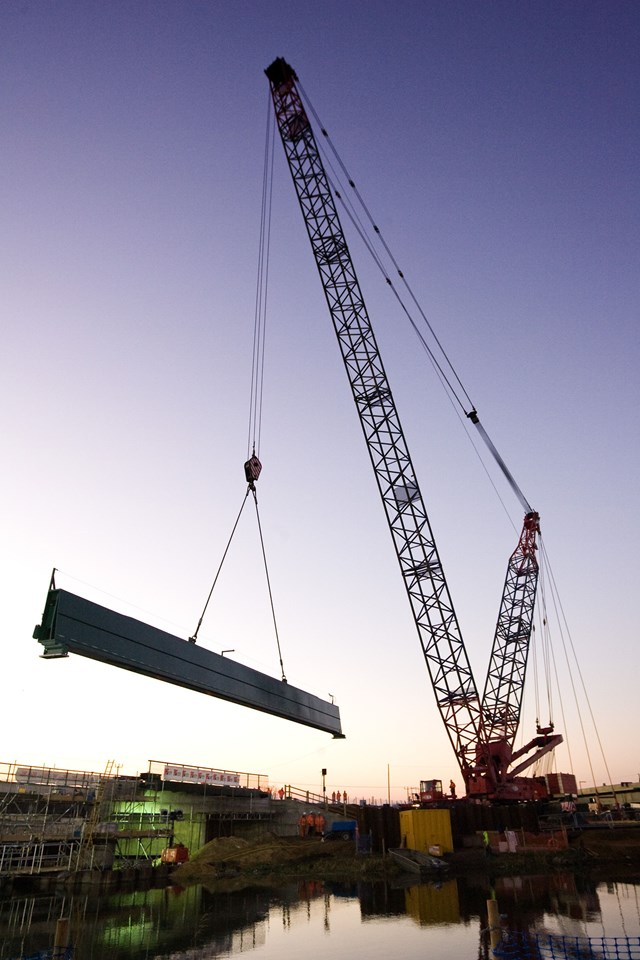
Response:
265,58,563,802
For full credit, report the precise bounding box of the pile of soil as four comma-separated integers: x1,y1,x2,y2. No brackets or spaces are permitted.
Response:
168,827,640,891
171,834,395,888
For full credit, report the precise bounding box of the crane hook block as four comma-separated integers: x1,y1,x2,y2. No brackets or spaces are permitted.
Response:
244,455,262,486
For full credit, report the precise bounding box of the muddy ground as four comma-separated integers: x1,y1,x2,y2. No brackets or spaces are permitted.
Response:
169,828,640,891
171,835,387,889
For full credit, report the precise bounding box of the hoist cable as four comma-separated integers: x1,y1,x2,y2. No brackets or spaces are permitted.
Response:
531,615,541,727
331,180,472,414
540,539,620,803
248,98,275,459
310,131,470,420
248,100,270,456
329,164,533,513
439,387,518,532
302,83,475,411
331,165,532,514
300,84,533,515
251,488,287,682
549,638,576,780
257,119,275,454
471,421,532,514
317,165,518,532
189,490,251,643
534,559,554,724
322,152,520,527
541,592,576,779
184,102,287,679
302,83,476,416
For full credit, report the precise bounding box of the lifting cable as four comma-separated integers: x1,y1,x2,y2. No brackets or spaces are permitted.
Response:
534,551,574,775
534,556,555,726
299,84,533,515
189,491,251,644
539,539,620,804
247,96,276,461
250,474,287,683
537,571,577,778
191,99,287,682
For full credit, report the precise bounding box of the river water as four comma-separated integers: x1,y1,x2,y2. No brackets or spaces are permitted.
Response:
2,872,639,959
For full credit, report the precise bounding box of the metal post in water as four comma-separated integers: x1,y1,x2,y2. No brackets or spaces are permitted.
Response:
53,917,70,955
487,899,501,955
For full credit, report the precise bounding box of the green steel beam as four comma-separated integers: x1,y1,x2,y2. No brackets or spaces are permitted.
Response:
34,588,343,737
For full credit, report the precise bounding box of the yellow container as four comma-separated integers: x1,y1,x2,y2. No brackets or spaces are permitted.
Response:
399,808,453,854
405,879,459,924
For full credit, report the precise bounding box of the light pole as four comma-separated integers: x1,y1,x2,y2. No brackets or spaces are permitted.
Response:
322,768,327,808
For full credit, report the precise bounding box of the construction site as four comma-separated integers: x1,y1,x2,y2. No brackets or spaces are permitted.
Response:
0,758,374,891
2,758,640,897
0,760,272,888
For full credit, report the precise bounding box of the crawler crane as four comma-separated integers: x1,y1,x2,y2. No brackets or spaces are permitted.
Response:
266,58,563,802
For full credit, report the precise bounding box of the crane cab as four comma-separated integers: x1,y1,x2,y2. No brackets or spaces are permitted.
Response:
419,779,444,804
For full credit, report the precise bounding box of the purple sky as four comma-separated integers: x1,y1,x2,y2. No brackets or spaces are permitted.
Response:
2,1,638,799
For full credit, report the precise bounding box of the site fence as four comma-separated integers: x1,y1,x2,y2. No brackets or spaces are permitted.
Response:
493,932,640,959
8,951,72,960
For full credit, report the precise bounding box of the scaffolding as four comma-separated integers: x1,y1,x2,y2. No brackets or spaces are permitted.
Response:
0,759,273,877
0,761,153,875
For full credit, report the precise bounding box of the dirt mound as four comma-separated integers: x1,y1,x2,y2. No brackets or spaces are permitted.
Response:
174,835,335,885
190,837,251,863
193,834,310,866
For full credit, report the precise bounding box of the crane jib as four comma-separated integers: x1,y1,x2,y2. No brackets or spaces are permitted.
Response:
265,58,559,800
266,57,483,772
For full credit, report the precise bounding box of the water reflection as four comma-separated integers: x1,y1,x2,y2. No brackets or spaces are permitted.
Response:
1,872,639,959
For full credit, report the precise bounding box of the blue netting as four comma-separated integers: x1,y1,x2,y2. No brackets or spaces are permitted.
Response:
8,950,73,960
493,932,640,959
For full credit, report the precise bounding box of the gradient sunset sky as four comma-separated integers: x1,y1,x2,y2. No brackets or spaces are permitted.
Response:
2,0,638,800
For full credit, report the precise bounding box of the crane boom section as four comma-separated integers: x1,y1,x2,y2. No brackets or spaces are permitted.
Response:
482,511,540,746
266,58,486,773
